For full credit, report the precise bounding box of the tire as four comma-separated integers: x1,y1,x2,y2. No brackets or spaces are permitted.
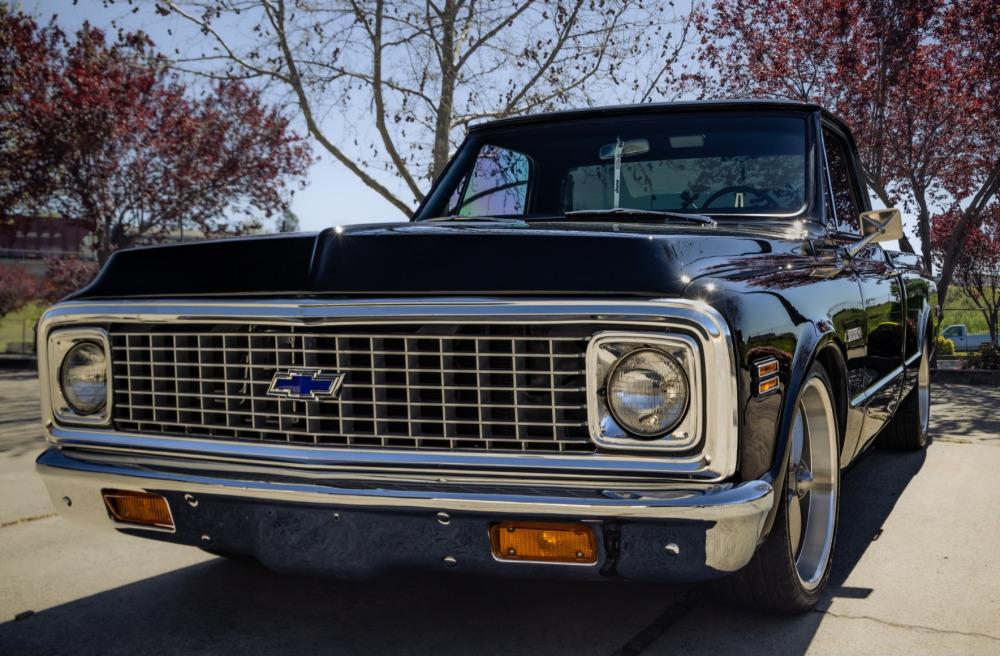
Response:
724,362,841,613
878,341,930,451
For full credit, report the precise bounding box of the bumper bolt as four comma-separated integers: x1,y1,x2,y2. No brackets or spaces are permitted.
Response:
200,534,212,545
664,543,680,556
436,512,450,525
443,556,457,567
184,494,198,508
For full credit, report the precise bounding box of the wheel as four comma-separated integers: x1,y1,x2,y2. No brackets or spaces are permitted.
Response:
725,363,840,613
878,342,930,450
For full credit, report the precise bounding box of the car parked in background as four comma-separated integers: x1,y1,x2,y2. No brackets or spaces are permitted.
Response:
941,324,993,352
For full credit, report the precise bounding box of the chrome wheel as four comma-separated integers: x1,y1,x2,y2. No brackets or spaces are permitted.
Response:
786,376,839,591
918,343,930,434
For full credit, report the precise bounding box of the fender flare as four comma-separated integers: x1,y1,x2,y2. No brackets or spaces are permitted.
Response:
757,326,848,541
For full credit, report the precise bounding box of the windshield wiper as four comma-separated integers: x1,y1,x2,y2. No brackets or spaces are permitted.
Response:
423,214,527,224
562,208,717,227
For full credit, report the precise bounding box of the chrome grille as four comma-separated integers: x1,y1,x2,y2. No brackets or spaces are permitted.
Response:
109,323,593,453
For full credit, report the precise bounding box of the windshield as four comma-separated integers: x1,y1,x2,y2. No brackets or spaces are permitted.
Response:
421,114,809,220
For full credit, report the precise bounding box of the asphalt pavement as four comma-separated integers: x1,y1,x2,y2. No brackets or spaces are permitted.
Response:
1,371,998,655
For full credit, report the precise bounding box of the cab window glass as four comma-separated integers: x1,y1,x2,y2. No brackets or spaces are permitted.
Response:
823,128,860,232
454,145,530,217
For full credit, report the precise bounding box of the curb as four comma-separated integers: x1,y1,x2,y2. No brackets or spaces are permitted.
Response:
0,355,38,371
931,369,1000,386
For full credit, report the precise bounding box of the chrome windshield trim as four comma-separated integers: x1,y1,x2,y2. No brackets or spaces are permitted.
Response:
38,297,739,481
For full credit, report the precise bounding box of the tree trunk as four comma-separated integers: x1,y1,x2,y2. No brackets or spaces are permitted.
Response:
917,209,932,274
431,2,457,181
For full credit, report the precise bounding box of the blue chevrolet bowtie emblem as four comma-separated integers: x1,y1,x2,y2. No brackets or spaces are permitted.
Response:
267,369,345,400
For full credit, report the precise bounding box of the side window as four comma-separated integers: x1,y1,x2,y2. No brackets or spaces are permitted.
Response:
451,145,530,217
822,128,861,233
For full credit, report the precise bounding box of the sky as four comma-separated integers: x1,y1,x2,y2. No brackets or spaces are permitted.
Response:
23,0,407,232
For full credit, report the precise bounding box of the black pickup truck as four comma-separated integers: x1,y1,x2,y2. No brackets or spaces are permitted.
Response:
36,100,935,613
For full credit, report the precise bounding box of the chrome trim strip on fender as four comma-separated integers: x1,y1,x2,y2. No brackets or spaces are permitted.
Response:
850,364,905,408
38,298,739,481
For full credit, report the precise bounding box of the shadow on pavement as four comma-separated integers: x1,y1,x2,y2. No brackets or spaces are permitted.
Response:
0,442,928,656
644,444,929,656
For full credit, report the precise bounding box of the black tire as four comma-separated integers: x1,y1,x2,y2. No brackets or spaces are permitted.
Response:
723,362,841,613
878,342,930,451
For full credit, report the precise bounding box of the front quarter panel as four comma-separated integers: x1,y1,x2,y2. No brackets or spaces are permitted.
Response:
684,253,866,487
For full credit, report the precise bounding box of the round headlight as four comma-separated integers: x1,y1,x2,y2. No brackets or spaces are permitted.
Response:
59,341,107,415
606,348,689,438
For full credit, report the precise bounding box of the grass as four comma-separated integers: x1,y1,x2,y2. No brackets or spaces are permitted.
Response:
0,303,46,354
940,287,994,336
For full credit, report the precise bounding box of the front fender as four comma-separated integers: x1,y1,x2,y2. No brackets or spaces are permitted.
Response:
686,264,862,542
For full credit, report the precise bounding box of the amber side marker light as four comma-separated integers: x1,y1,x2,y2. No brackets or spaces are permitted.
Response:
755,358,781,396
756,359,779,377
489,522,597,564
758,376,780,395
102,489,174,529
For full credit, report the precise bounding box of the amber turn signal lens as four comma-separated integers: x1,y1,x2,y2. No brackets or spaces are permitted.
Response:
489,522,597,564
102,489,174,529
756,359,779,377
758,376,779,395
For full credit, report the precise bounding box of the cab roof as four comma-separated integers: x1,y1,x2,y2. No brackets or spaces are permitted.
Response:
470,98,849,134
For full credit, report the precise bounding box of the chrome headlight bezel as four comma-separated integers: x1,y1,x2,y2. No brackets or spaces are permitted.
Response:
47,327,112,426
586,332,702,452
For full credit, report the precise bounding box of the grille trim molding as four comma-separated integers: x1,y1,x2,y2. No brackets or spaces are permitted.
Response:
38,298,738,481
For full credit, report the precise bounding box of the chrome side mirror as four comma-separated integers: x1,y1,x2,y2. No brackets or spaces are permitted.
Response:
860,208,904,241
845,208,904,259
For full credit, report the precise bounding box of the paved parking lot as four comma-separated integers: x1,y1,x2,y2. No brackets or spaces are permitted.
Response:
1,371,998,655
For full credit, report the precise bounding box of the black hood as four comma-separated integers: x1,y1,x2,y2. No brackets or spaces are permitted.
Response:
67,221,807,301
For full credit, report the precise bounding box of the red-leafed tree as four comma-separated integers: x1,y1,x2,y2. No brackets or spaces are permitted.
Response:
932,0,1000,306
41,256,100,304
0,264,38,317
694,0,995,297
1,14,312,263
932,207,1000,344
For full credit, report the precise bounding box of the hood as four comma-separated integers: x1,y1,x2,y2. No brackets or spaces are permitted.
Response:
67,221,810,301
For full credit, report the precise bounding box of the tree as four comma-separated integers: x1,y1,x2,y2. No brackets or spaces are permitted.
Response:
0,13,63,228
0,263,37,317
932,207,1000,344
931,0,1000,306
693,0,990,274
277,208,300,233
157,0,698,216
41,256,100,304
1,15,312,263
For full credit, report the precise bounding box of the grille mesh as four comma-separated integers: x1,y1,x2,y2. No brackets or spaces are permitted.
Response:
109,323,593,453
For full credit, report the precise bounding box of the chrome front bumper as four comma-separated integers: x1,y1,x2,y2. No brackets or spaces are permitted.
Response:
37,447,773,581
